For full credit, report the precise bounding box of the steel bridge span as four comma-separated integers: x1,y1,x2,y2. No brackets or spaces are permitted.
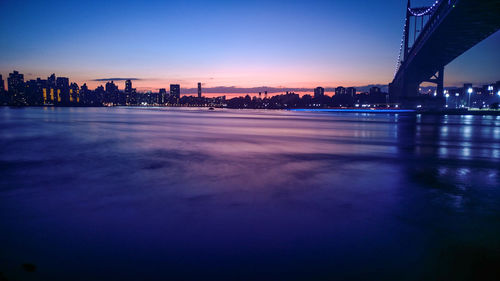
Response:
389,0,500,108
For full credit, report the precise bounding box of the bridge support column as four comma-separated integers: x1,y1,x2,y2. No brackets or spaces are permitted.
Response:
436,66,444,98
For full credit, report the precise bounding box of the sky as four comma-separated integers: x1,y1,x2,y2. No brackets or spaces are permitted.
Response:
0,0,499,92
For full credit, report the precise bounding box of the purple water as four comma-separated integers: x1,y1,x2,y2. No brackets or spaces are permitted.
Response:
1,107,499,280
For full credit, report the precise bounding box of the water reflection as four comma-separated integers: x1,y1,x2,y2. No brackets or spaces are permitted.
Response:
0,107,499,281
395,113,500,280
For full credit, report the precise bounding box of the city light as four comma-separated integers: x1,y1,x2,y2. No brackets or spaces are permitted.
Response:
408,0,441,16
467,87,473,108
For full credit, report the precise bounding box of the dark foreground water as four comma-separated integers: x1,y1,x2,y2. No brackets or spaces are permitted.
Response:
1,107,499,281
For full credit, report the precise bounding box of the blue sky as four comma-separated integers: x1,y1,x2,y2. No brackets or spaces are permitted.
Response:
0,0,498,90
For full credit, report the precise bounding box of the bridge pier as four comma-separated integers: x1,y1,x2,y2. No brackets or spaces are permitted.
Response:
425,66,444,98
422,66,446,108
436,67,444,98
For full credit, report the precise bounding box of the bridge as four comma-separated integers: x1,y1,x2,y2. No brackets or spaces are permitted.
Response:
389,0,500,108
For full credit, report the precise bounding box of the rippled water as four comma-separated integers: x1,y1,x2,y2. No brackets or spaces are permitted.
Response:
1,107,499,280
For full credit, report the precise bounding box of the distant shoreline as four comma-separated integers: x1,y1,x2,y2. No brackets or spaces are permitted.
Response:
2,105,500,116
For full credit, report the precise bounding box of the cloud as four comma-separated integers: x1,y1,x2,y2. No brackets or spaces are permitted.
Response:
179,85,390,94
91,78,142,82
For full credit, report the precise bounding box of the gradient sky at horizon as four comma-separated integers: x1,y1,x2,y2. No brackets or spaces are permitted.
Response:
0,0,499,91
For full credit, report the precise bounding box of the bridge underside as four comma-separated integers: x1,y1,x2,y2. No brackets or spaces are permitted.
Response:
390,0,500,107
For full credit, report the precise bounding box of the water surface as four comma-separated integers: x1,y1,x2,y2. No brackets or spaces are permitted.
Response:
1,107,499,280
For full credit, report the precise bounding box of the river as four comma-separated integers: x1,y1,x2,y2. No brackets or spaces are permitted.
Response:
1,107,499,280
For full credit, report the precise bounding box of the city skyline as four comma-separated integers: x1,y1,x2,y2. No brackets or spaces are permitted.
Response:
1,0,499,90
2,69,498,109
3,69,498,98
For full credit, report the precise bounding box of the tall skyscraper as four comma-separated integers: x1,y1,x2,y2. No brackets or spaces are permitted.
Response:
8,71,25,104
125,80,132,93
198,82,202,98
69,82,80,103
55,77,70,104
314,87,325,98
105,81,119,104
159,88,167,104
170,84,180,98
8,71,24,92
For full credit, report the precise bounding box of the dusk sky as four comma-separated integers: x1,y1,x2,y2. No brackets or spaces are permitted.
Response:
1,0,499,91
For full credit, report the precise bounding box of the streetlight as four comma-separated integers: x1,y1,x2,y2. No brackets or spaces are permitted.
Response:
467,87,473,108
445,93,450,108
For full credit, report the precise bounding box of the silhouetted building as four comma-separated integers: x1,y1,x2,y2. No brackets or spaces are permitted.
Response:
198,82,202,98
120,80,132,105
48,74,56,87
0,75,5,104
368,86,387,105
27,78,49,105
105,81,119,104
335,87,346,96
125,80,132,93
56,77,70,104
123,80,137,105
25,79,42,105
333,86,355,106
369,87,381,96
80,83,90,104
346,87,356,97
462,83,473,96
69,82,79,103
105,81,118,93
81,83,88,92
0,75,4,92
314,87,325,98
156,88,166,104
56,77,69,89
170,84,180,99
8,71,25,105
